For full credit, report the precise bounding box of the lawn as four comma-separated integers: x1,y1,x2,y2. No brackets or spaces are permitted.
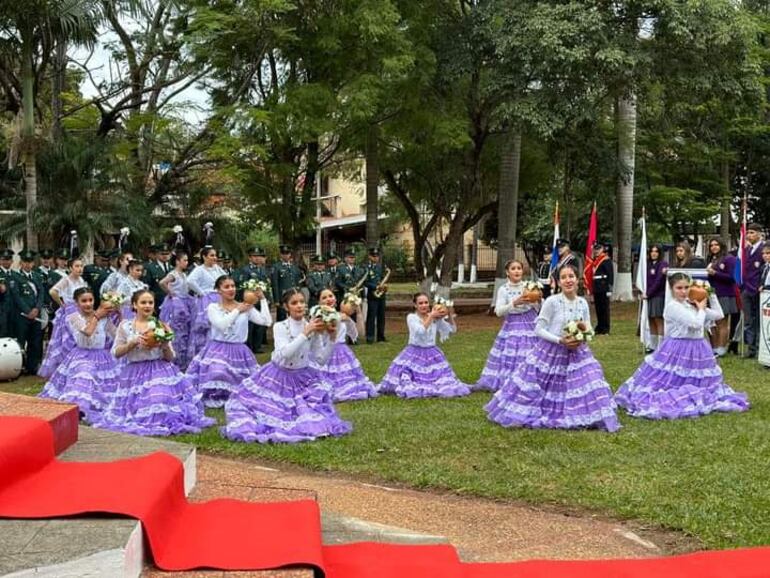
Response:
3,304,769,550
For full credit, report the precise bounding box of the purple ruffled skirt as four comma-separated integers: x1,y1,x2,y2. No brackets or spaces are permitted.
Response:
38,347,119,423
475,310,537,392
188,293,219,360
222,363,352,443
313,343,378,402
38,303,79,378
378,345,470,399
485,339,620,432
96,358,215,436
186,340,259,408
160,295,194,370
615,337,749,419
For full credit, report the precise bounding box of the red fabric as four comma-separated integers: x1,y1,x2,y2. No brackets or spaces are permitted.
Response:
584,203,598,293
2,416,770,577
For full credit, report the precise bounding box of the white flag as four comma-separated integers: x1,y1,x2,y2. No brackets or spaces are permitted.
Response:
637,213,651,349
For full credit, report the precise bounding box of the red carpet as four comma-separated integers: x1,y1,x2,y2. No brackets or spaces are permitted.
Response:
1,416,769,577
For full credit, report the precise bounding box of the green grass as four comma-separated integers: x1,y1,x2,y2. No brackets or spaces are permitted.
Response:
4,310,769,550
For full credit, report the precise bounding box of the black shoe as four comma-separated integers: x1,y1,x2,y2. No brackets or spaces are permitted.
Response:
728,343,739,354
377,337,387,343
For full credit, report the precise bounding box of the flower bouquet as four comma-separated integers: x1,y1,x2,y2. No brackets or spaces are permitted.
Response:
309,304,341,328
687,279,713,303
563,320,595,343
521,280,544,303
143,317,175,348
341,291,362,316
433,295,454,317
241,279,270,304
101,292,126,309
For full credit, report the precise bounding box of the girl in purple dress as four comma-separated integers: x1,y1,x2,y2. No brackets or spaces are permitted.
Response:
615,272,749,419
186,275,272,408
187,247,226,359
378,293,470,398
116,260,148,320
101,251,133,295
39,287,119,422
312,288,377,402
38,257,89,378
643,244,668,352
475,260,539,392
159,252,195,370
485,264,619,432
706,238,738,357
99,289,214,436
223,288,351,443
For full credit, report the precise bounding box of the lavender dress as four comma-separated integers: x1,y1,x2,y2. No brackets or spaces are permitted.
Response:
378,314,470,398
39,313,119,423
38,276,88,378
187,264,226,359
311,319,378,402
186,299,271,408
159,271,195,370
115,276,148,320
485,294,620,432
615,296,749,419
96,319,215,436
223,318,352,443
475,281,538,392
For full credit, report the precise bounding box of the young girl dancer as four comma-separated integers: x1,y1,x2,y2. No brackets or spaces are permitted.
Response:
101,251,133,294
39,287,119,422
223,288,351,443
312,288,377,401
38,257,89,378
378,293,471,398
475,260,539,392
644,244,668,352
187,247,226,359
186,275,272,408
706,238,738,357
116,260,148,319
485,264,619,432
615,272,749,419
100,289,214,436
159,252,194,370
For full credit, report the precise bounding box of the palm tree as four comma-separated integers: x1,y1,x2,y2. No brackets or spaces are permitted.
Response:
0,0,100,249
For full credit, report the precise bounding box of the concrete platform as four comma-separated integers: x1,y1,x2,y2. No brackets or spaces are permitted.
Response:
0,425,196,578
0,393,78,454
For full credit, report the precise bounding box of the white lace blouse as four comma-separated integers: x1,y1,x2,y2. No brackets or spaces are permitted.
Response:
407,313,456,346
206,300,272,343
102,271,128,294
67,313,117,349
116,277,148,301
535,293,592,345
112,319,175,362
664,296,724,339
51,276,88,305
162,271,191,297
334,318,357,344
270,318,334,369
187,265,227,296
494,281,539,317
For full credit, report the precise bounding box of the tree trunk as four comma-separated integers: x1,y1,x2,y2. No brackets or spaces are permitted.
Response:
438,215,466,292
365,125,379,248
21,32,38,250
495,132,521,278
51,40,67,141
614,92,637,301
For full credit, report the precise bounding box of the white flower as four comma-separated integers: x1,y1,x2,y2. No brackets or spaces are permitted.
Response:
173,225,183,233
574,332,584,341
147,320,157,330
120,227,130,236
566,321,578,333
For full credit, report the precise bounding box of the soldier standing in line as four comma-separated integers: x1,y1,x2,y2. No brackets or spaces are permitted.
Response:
83,250,112,308
590,241,614,335
307,255,332,307
550,239,579,294
0,249,17,339
144,243,173,312
364,247,388,344
336,249,361,301
271,245,303,322
238,246,272,353
11,250,44,374
35,249,56,337
326,251,341,304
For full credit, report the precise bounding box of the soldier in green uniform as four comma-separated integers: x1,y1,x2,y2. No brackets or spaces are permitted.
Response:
0,249,16,339
238,246,272,353
145,243,172,311
11,250,44,374
326,251,341,304
307,255,333,308
364,247,388,344
34,249,55,341
271,245,303,322
83,250,112,307
220,251,234,276
336,249,363,303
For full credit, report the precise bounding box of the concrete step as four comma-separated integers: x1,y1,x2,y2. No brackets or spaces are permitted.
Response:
0,393,78,455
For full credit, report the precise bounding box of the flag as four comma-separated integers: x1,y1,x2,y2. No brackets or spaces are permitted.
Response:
583,202,598,293
549,201,560,273
637,209,651,349
734,195,747,286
